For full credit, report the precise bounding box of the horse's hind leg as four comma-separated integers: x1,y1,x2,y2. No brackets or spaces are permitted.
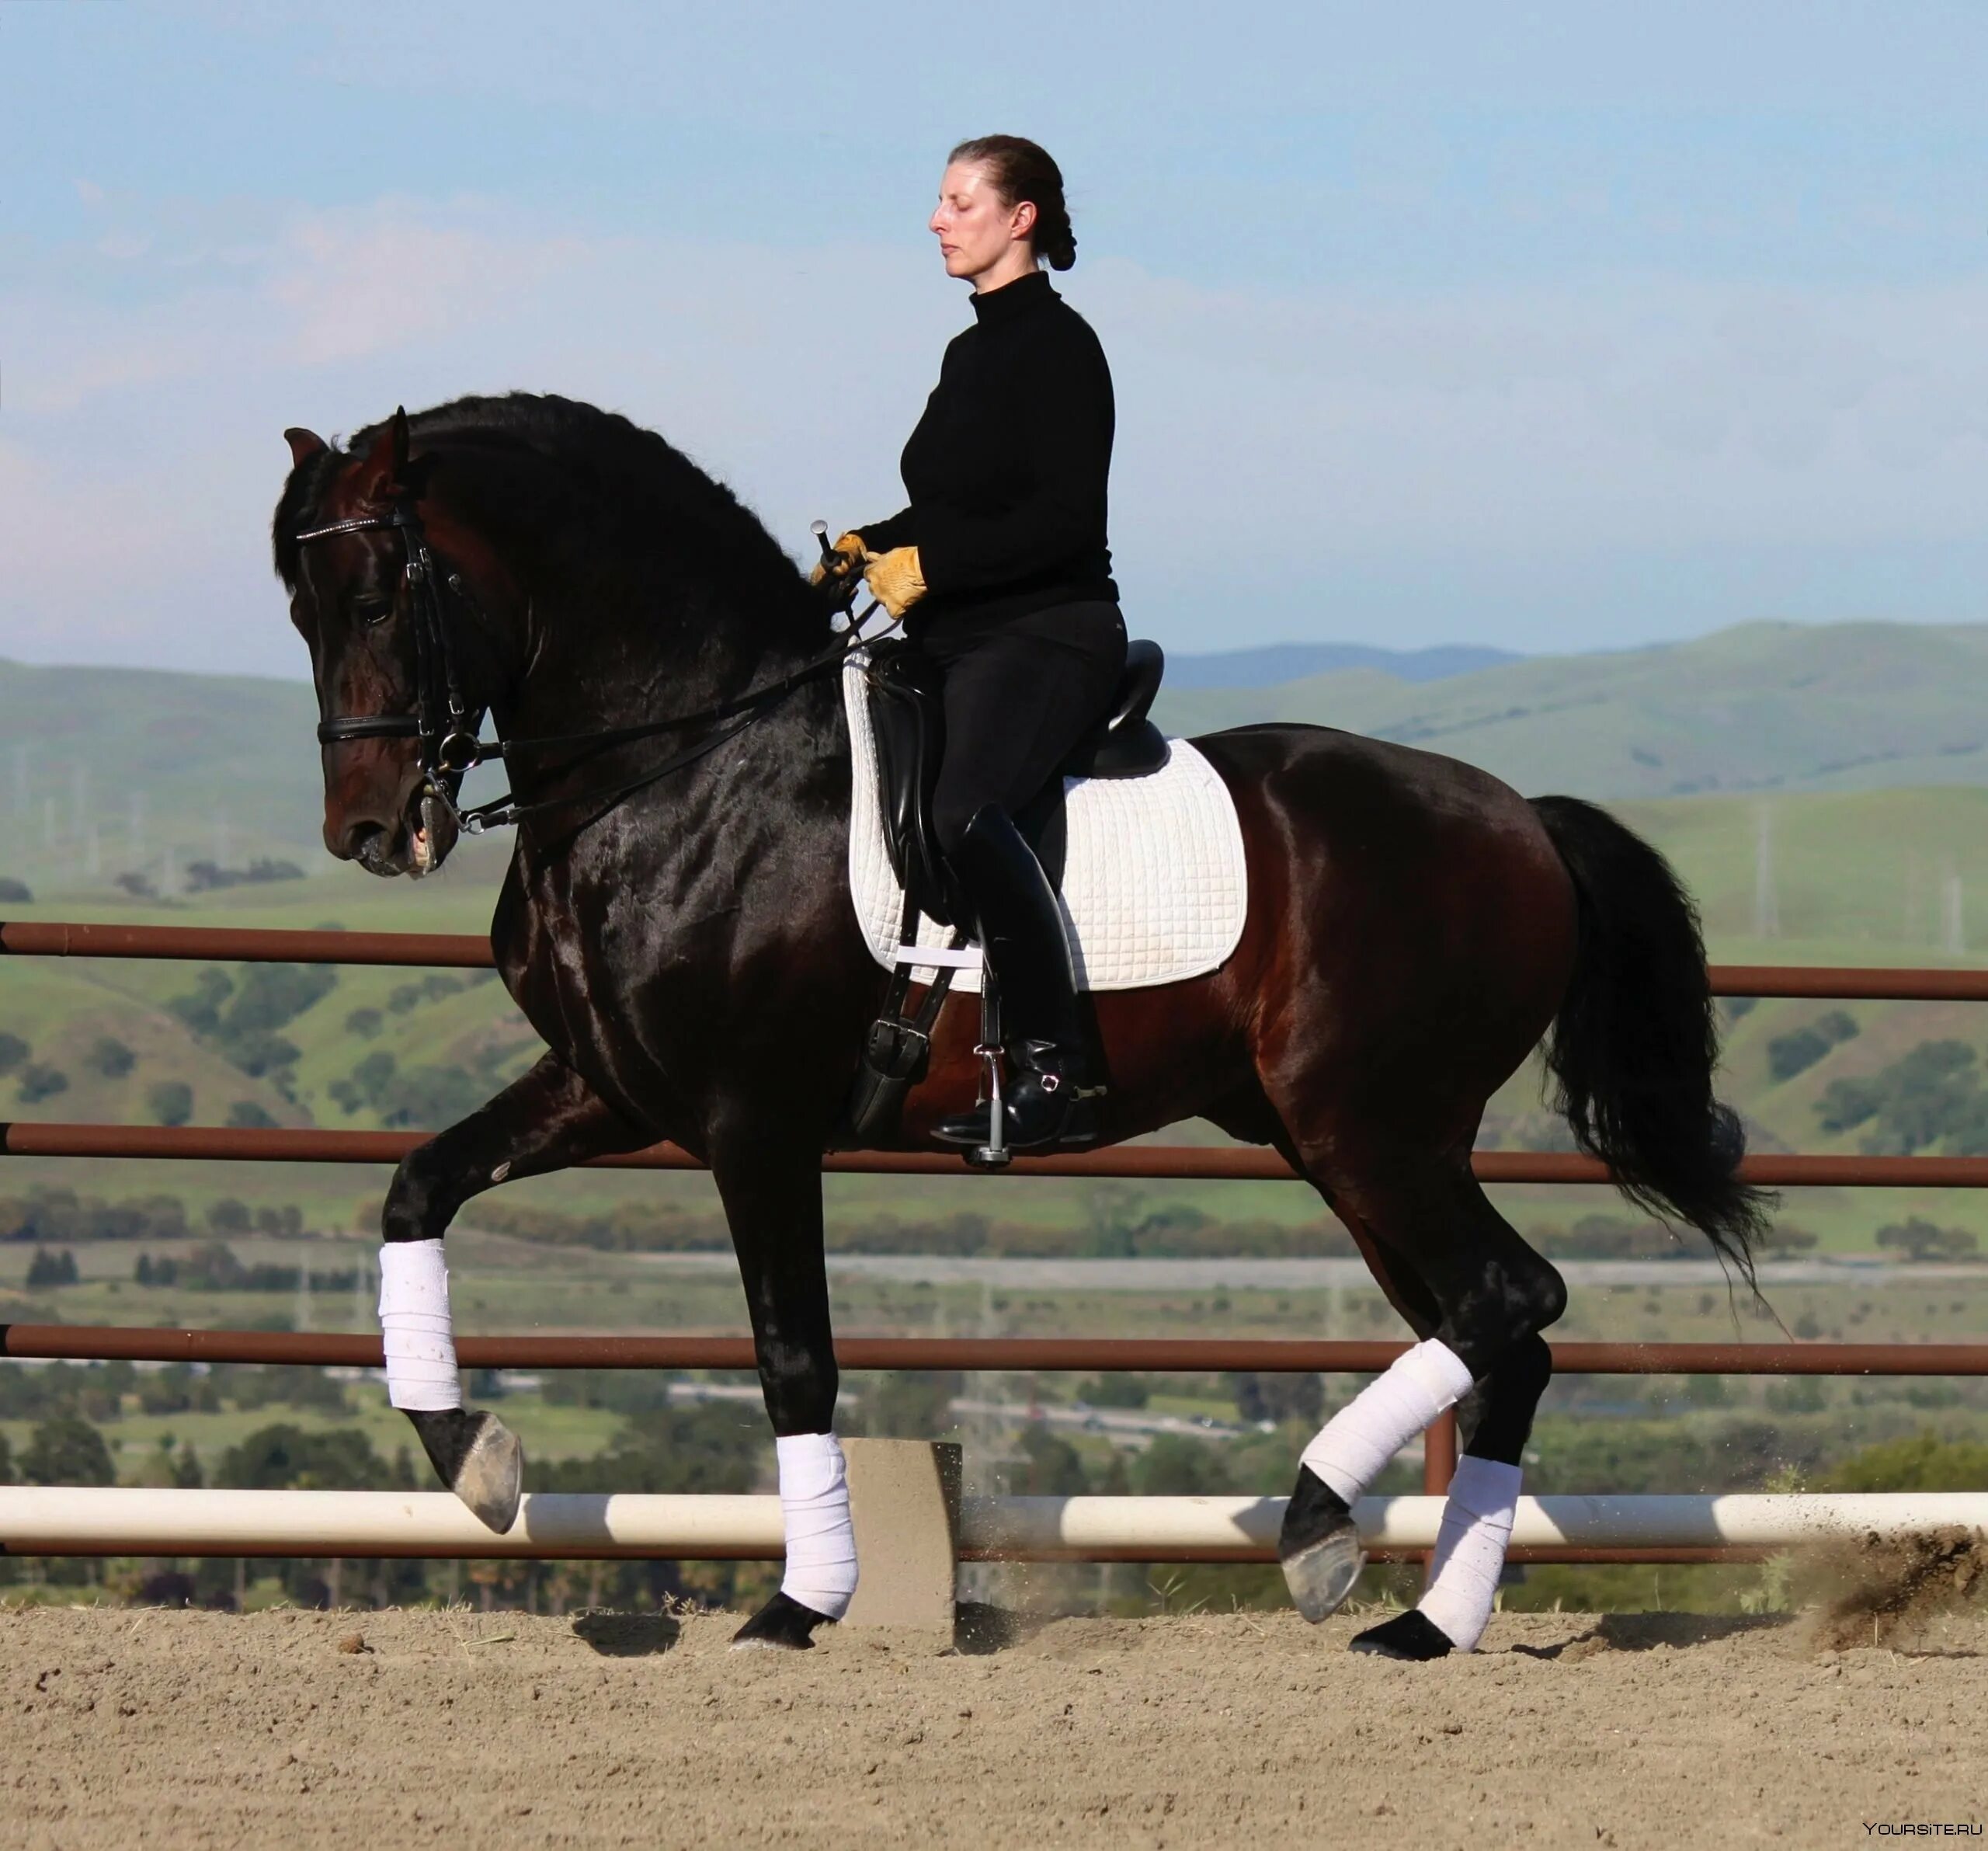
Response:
1276,1155,1566,1634
1284,1193,1555,1658
1343,1331,1552,1660
380,1053,653,1531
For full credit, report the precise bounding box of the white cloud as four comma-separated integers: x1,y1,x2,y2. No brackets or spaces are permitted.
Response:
4,193,1987,674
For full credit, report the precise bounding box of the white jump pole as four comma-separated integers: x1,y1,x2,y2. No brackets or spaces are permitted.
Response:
2,1487,1985,1560
964,1493,1988,1559
0,1488,787,1559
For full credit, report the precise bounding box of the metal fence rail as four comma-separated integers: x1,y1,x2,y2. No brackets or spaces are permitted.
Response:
5,1326,1987,1376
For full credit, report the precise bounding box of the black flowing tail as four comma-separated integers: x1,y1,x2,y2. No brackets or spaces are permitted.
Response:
1531,794,1773,1289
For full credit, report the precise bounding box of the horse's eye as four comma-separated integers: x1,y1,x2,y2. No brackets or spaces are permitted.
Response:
353,597,394,628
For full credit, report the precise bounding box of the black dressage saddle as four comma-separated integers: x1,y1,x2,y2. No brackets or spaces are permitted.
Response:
864,637,1170,928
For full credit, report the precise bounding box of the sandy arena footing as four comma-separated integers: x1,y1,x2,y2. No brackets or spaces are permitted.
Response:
6,1604,1985,1849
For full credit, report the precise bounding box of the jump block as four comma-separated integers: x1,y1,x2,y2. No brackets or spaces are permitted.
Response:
841,1439,961,1630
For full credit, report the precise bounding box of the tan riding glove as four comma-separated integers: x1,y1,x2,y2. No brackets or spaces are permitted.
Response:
808,531,870,588
864,546,927,619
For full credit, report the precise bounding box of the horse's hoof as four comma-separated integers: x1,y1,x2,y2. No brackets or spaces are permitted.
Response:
1279,1465,1365,1623
407,1407,523,1534
1350,1609,1455,1661
730,1591,834,1652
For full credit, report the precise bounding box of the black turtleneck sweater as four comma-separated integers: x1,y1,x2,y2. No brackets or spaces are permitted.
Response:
858,269,1117,638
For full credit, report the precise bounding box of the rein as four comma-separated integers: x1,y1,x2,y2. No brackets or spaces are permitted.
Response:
294,498,876,837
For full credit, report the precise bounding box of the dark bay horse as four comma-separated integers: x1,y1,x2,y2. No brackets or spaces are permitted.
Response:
273,395,1765,1656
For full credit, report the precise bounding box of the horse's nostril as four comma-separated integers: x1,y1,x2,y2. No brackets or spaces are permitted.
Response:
335,820,391,867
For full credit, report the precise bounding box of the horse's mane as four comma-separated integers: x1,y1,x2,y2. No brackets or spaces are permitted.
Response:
273,394,816,635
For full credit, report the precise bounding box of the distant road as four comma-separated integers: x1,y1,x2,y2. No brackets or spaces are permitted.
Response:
629,1252,1982,1289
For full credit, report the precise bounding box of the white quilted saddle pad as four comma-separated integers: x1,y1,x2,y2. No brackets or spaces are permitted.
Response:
843,656,1248,994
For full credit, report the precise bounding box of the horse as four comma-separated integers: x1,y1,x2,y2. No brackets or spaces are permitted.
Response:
273,393,1766,1658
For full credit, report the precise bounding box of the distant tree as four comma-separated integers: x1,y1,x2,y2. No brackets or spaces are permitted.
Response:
223,1030,301,1080
229,1365,349,1416
1875,1217,1978,1263
1819,1430,1988,1493
1228,1371,1323,1428
1078,1374,1150,1410
19,1415,115,1487
217,1423,390,1491
0,1033,30,1075
1135,1432,1232,1498
168,968,235,1038
527,1405,765,1498
1002,1423,1088,1497
15,1063,68,1104
172,1442,204,1489
0,878,33,903
226,1101,278,1129
1767,1010,1861,1084
344,1007,384,1040
82,1035,136,1079
25,1247,78,1288
147,1080,193,1126
113,872,157,899
0,1432,12,1484
206,1197,252,1234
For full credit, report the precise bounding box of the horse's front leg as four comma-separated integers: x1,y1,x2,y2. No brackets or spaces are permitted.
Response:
377,1052,652,1531
705,1135,851,1651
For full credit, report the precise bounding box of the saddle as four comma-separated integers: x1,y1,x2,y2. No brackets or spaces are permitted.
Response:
839,638,1170,1152
864,636,1170,927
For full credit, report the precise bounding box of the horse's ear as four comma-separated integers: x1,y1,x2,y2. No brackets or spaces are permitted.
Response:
284,427,328,468
354,407,414,506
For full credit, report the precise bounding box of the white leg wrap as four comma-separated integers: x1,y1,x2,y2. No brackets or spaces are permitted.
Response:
377,1239,461,1413
1298,1338,1475,1505
1416,1453,1521,1651
777,1432,858,1621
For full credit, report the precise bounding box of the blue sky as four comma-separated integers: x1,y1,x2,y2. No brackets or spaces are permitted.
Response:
3,1,1986,675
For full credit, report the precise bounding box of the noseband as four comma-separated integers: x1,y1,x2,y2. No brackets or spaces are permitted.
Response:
293,497,876,840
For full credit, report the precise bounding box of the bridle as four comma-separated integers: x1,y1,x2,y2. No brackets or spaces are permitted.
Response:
296,500,484,779
294,496,876,839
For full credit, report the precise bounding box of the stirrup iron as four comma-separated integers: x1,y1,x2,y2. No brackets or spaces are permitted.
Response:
966,983,1012,1171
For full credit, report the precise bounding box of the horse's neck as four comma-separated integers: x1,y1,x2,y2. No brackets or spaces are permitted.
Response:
498,608,807,737
496,606,850,874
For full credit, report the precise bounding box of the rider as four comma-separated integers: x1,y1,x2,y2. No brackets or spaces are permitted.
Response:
818,134,1126,1152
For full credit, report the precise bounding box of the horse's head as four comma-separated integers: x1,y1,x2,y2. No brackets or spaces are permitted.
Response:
275,410,502,879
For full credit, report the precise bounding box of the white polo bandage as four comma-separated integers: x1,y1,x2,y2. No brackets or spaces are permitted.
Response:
1298,1338,1475,1505
1416,1453,1521,1651
377,1238,462,1412
777,1432,858,1620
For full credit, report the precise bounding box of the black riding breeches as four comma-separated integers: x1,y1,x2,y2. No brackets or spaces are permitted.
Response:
914,600,1128,860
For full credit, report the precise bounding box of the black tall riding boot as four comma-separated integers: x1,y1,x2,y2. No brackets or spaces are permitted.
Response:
933,805,1100,1152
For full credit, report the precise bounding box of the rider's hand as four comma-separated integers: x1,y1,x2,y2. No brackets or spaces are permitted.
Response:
808,531,870,588
864,545,927,618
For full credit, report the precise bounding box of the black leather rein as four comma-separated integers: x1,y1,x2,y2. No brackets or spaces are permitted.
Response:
294,499,865,837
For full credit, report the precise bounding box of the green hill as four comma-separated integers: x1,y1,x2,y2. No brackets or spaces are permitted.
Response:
1154,620,1988,801
3,616,1987,917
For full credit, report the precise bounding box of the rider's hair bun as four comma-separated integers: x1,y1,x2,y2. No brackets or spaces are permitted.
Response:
949,134,1077,272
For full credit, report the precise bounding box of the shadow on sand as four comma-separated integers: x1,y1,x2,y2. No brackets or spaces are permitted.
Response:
572,1612,684,1657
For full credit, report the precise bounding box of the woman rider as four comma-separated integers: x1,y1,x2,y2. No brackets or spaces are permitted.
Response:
818,134,1126,1153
